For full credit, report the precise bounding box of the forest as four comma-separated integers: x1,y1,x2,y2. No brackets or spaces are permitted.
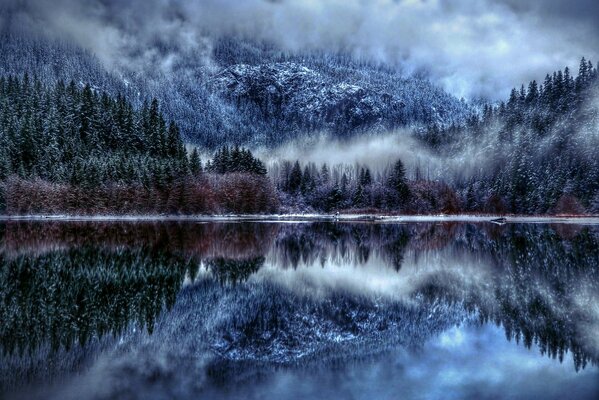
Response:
0,56,598,216
0,75,277,214
0,32,471,148
423,58,599,215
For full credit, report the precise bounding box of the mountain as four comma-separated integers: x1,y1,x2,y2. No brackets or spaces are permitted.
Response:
0,31,471,148
175,38,472,147
208,61,467,140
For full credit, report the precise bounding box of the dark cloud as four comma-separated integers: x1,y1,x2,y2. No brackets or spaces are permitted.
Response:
499,0,599,22
1,0,598,99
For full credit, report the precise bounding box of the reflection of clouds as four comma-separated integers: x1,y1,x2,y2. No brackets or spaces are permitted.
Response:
399,324,599,400
575,288,599,357
255,231,599,378
256,256,415,300
4,222,599,399
256,247,494,303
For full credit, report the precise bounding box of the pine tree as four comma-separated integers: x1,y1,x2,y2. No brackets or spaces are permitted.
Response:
578,57,589,84
0,75,187,189
79,84,98,146
189,148,202,177
301,166,314,195
167,121,181,157
320,164,330,185
388,159,411,207
288,161,302,193
526,80,538,105
361,168,372,186
326,183,343,212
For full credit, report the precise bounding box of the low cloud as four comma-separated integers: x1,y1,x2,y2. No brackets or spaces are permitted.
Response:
2,0,598,99
256,130,493,181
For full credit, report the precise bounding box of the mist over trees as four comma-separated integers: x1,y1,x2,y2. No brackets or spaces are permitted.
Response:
269,58,599,216
1,63,598,216
419,58,599,215
270,159,460,214
0,32,134,102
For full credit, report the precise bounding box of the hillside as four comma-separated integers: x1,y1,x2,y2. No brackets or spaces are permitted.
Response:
0,32,471,148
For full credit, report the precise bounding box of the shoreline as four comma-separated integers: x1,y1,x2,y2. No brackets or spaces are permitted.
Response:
1,214,599,225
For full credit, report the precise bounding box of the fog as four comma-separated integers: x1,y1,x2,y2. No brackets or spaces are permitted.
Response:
257,130,495,181
2,0,599,99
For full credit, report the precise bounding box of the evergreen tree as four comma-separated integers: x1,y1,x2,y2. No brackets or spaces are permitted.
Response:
189,148,202,177
387,159,411,207
0,75,188,187
206,145,267,176
288,161,303,193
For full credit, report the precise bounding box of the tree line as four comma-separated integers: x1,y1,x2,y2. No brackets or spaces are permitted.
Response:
272,159,459,214
0,74,188,186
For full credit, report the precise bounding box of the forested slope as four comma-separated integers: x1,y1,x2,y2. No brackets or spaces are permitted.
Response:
419,58,599,214
0,31,471,148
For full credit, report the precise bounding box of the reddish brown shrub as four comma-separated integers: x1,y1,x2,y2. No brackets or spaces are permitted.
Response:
2,173,279,216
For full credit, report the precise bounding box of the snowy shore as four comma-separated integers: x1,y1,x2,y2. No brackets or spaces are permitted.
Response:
1,214,599,225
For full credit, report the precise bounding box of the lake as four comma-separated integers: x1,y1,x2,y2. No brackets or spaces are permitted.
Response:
1,220,598,399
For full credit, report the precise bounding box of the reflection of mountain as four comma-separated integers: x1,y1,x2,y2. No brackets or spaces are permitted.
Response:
178,278,468,368
1,221,599,397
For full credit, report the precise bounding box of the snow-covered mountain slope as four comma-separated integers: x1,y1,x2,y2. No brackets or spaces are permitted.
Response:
0,30,472,148
210,62,403,134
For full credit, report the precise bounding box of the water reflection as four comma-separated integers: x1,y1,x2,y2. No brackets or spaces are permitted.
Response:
203,325,599,400
0,221,598,399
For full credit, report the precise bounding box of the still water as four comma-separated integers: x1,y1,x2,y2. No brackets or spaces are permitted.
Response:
0,220,598,399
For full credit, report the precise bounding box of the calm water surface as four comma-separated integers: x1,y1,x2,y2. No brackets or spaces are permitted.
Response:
0,221,598,399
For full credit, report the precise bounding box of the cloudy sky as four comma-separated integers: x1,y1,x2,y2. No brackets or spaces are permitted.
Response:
2,0,599,99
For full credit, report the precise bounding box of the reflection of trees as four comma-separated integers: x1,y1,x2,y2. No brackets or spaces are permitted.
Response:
0,221,278,260
206,257,266,285
0,248,194,356
1,220,598,375
0,221,279,357
270,222,599,371
381,228,411,271
488,226,599,371
412,224,599,371
271,223,415,270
